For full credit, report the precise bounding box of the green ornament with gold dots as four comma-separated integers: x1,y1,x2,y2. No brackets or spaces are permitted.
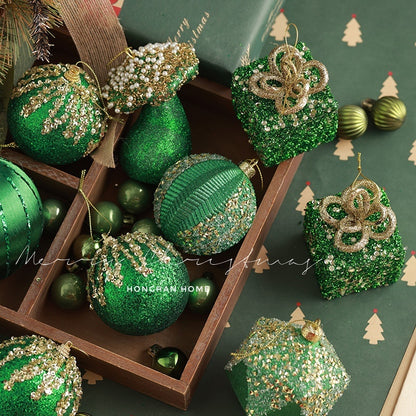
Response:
8,64,107,165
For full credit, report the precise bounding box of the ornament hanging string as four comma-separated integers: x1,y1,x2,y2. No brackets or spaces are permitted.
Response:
0,142,19,150
107,47,135,67
230,318,322,362
77,169,112,239
239,159,264,190
351,152,371,187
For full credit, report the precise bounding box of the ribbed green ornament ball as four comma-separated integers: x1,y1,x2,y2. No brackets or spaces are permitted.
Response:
120,95,191,185
363,96,406,131
0,158,44,278
87,231,190,335
8,64,107,165
0,335,82,416
154,154,257,255
337,105,368,139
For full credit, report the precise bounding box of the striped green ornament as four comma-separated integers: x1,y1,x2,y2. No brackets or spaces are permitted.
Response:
154,154,257,255
0,159,44,279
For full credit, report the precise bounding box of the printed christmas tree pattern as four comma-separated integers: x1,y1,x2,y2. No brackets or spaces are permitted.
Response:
225,321,231,328
82,369,104,385
253,245,270,274
402,251,416,286
363,309,384,345
379,72,399,98
296,181,314,215
270,9,289,41
342,14,363,46
289,302,305,325
334,138,355,160
408,140,416,165
110,0,125,16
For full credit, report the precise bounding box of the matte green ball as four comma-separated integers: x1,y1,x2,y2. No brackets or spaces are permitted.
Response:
72,234,101,269
337,105,368,139
0,335,82,416
8,64,106,165
87,231,190,335
149,344,187,379
43,198,67,234
50,273,87,310
91,201,123,236
120,95,191,185
118,179,152,214
154,154,257,255
368,96,406,131
188,276,217,313
0,159,44,279
132,218,161,235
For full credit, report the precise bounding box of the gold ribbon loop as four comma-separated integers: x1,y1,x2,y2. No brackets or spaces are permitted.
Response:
320,179,396,253
248,44,328,115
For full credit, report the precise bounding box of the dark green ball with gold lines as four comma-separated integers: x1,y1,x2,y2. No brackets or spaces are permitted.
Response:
8,64,107,165
154,154,257,255
363,96,406,131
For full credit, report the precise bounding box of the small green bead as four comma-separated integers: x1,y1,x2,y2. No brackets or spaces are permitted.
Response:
151,346,187,379
131,218,161,235
188,276,217,313
50,273,86,310
43,199,67,234
72,234,101,269
117,179,152,215
91,201,122,236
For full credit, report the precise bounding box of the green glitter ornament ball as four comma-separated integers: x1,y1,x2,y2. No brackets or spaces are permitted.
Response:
0,335,82,416
154,154,257,255
120,95,191,185
87,231,190,335
8,64,107,165
0,158,44,279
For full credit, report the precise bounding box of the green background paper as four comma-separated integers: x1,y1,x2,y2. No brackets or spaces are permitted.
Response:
4,0,416,414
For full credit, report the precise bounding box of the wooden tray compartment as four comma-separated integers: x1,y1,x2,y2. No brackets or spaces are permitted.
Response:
0,76,302,409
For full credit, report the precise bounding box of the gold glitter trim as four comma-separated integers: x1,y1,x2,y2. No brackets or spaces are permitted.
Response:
319,179,396,253
248,44,328,115
0,335,82,416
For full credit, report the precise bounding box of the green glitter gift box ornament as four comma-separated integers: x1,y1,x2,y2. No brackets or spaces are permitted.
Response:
154,153,257,255
304,155,405,300
87,231,190,335
0,158,44,279
8,64,108,165
231,27,338,167
0,335,82,416
225,317,350,416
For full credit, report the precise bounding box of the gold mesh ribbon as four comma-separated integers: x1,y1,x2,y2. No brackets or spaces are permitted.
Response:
248,44,328,115
319,179,396,253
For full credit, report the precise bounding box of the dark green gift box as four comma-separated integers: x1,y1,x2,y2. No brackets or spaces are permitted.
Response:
304,182,405,300
117,0,283,86
225,317,350,416
231,42,338,167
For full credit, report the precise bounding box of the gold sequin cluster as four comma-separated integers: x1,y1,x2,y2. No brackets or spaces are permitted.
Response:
320,179,396,253
103,42,199,113
249,44,328,115
226,318,350,416
11,64,106,154
0,335,82,416
88,231,180,307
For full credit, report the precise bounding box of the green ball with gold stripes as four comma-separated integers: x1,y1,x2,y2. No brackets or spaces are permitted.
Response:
0,335,82,416
154,154,257,255
8,64,107,165
0,159,44,279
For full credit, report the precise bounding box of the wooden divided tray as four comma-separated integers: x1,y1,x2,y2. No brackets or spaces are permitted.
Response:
0,34,302,409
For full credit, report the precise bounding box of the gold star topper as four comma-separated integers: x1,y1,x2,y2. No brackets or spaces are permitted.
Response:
248,24,328,115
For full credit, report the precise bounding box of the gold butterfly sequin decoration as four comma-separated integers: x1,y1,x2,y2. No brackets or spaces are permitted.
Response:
248,44,328,115
319,179,396,253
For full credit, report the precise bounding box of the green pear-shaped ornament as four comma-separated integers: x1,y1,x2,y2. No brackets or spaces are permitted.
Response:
120,95,191,185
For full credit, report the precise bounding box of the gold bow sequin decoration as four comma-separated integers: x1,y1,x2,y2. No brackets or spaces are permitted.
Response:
248,44,328,115
319,179,396,253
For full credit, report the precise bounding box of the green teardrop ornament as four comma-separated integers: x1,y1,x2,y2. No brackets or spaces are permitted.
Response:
362,96,406,131
337,105,368,139
120,95,191,185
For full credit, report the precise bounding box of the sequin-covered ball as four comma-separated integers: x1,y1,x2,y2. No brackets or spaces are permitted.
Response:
154,153,257,255
231,42,338,167
87,231,190,335
0,335,82,416
0,159,44,279
8,64,107,165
